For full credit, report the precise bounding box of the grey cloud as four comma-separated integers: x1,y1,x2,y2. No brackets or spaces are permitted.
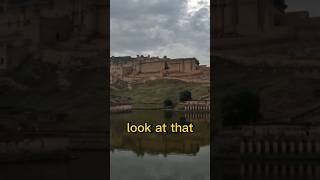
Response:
286,0,320,17
110,0,210,65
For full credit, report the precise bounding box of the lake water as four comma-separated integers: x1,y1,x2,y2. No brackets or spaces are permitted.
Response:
110,110,210,180
110,110,320,180
0,151,108,180
2,110,320,180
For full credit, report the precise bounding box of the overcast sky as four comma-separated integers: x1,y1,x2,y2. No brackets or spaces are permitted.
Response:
110,1,319,66
286,0,320,17
110,0,210,65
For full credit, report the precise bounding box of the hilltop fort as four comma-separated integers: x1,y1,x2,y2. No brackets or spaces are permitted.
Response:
110,55,210,84
213,0,320,64
0,0,108,70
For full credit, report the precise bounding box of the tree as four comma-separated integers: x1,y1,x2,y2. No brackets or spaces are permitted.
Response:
179,90,192,102
221,91,261,126
163,98,174,108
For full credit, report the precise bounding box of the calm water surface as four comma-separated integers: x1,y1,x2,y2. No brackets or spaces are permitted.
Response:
2,110,319,180
110,110,210,180
0,151,107,180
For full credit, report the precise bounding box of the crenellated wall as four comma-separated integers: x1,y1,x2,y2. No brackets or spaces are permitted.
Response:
110,56,209,84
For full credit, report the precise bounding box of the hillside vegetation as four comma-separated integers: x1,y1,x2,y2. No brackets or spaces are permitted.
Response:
0,61,108,130
214,61,320,125
111,79,210,109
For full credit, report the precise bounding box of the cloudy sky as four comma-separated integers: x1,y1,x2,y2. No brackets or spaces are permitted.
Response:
110,0,210,65
286,0,320,17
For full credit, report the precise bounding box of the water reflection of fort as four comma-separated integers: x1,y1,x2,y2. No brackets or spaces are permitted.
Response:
214,126,320,156
111,134,207,156
240,162,320,179
240,137,320,154
213,161,320,180
110,113,210,156
185,112,210,122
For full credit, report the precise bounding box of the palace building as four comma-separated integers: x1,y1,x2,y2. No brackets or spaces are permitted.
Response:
0,0,108,69
213,0,320,62
213,0,287,37
110,55,210,84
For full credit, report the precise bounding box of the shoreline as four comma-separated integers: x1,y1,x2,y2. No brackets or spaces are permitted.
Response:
111,108,211,113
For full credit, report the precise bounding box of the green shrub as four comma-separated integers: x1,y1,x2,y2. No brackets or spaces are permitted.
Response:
163,98,174,108
179,90,192,102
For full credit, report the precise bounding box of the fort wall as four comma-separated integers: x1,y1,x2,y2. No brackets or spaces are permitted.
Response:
213,0,320,62
110,56,209,84
0,0,108,69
